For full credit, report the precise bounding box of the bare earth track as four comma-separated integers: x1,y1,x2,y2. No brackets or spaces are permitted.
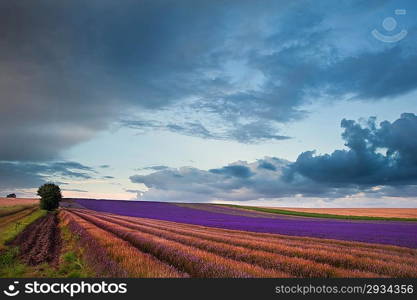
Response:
10,213,61,266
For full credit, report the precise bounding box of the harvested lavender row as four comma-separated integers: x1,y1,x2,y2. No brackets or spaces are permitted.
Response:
90,212,417,277
74,199,417,248
71,210,288,278
77,211,378,278
62,212,129,277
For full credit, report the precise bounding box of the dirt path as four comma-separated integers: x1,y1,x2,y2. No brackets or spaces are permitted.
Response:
10,213,61,265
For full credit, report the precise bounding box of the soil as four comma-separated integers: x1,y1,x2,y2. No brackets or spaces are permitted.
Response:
10,213,61,266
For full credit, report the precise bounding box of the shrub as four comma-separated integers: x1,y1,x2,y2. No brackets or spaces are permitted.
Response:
37,183,62,211
6,193,16,198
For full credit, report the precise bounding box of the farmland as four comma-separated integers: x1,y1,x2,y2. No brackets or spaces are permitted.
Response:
263,207,417,219
0,198,43,250
0,198,39,220
0,198,92,277
217,204,417,221
0,197,39,208
2,198,417,278
72,199,417,248
59,207,417,277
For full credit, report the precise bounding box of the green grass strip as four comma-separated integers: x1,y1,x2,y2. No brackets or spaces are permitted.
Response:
0,209,48,277
0,210,94,278
0,204,37,218
218,204,417,222
0,209,48,247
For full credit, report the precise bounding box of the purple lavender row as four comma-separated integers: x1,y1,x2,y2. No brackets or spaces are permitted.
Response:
73,199,417,248
64,213,129,277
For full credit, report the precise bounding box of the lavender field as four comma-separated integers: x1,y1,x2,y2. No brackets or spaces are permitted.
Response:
58,207,417,278
73,199,417,248
4,198,417,279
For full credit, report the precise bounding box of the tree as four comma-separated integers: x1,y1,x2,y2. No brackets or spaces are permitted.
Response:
6,193,16,198
37,183,62,211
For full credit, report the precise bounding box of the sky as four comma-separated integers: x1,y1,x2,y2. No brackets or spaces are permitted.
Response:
1,0,417,207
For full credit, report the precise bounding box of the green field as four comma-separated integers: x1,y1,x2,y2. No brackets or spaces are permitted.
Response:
219,204,417,222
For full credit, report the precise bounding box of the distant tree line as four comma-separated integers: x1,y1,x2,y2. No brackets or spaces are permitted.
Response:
6,193,16,198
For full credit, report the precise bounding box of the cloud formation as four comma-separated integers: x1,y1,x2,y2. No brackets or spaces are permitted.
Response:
140,166,170,171
2,1,417,199
130,114,417,202
121,119,291,144
285,113,417,187
0,161,96,192
2,0,417,163
209,165,254,178
130,157,291,202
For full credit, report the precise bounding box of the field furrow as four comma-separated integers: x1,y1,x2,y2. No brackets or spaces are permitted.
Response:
0,205,37,218
102,210,416,256
0,207,39,230
61,211,186,278
76,210,379,278
104,213,417,277
69,210,290,278
71,209,417,277
73,199,417,248
86,208,417,262
10,213,61,265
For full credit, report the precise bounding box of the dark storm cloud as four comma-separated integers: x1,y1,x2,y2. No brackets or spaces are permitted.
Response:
2,0,416,163
0,0,240,160
130,157,285,201
0,163,45,190
115,0,417,142
285,113,417,187
209,165,254,178
0,161,96,191
53,162,95,173
131,114,417,202
215,34,417,127
129,156,356,202
257,160,277,171
322,48,417,100
192,1,417,127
